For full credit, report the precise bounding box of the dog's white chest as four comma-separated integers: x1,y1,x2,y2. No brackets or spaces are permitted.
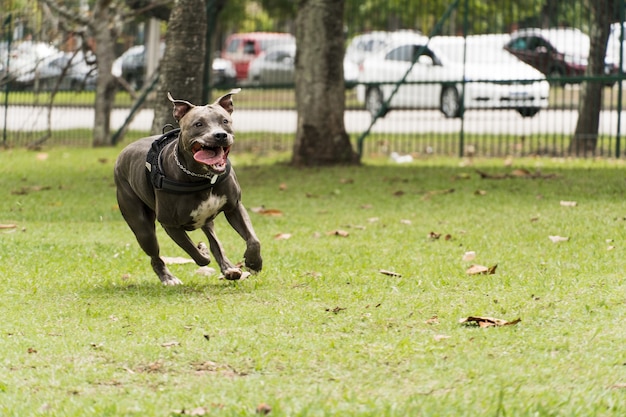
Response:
190,194,227,228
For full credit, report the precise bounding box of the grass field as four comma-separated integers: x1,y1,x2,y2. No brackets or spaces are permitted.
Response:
2,147,626,416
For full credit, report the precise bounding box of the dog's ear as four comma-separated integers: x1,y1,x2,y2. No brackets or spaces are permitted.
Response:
167,92,195,122
214,88,241,115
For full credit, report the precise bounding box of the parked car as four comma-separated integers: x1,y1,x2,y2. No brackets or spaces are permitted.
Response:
113,44,236,90
246,43,359,87
2,41,59,86
11,51,96,91
345,30,422,65
504,27,617,84
356,34,550,118
221,32,295,80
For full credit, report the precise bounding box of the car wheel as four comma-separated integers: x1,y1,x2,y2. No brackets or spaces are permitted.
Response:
517,107,540,118
440,86,460,118
365,87,385,118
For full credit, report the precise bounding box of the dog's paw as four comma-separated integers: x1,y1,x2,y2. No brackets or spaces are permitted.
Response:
160,275,183,286
219,267,250,281
197,242,210,257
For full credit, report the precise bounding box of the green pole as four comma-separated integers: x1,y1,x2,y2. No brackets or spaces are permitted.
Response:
3,14,12,147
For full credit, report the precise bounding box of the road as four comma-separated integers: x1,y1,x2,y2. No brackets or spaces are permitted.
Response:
2,105,626,136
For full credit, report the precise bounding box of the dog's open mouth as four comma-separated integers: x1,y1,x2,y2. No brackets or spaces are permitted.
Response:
191,143,230,172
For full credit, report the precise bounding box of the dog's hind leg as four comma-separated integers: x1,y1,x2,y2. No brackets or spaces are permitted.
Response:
117,189,182,285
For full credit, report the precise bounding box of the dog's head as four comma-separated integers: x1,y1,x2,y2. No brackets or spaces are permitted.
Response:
167,88,240,175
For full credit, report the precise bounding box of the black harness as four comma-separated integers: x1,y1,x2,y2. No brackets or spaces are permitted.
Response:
145,128,231,194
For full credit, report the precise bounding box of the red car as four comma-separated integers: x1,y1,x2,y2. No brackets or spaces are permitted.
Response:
504,27,617,85
221,32,295,81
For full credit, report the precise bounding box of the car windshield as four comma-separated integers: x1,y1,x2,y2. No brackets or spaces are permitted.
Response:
431,35,518,65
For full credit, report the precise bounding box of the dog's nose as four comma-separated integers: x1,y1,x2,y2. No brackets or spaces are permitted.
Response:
214,132,228,141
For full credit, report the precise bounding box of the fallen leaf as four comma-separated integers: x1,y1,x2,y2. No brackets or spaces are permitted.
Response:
339,178,354,184
327,229,349,237
428,231,441,239
560,200,578,207
36,153,49,161
162,256,194,265
172,407,210,416
466,264,498,275
462,251,476,262
161,341,180,348
400,219,412,225
548,235,569,243
279,183,287,191
474,189,487,196
0,224,17,229
256,403,272,415
511,168,532,177
274,233,292,240
255,208,283,216
326,306,346,314
459,316,521,328
433,334,450,341
379,269,402,277
425,315,439,325
195,267,216,277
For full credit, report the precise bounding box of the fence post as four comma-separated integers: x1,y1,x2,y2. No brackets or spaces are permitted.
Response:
2,13,12,147
617,4,624,159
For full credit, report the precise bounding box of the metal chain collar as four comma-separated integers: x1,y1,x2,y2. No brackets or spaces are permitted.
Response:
173,150,219,183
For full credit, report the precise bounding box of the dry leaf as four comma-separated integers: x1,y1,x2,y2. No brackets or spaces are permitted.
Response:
36,153,49,161
379,269,402,277
433,334,450,341
459,316,521,327
256,403,272,415
162,256,194,265
428,231,441,239
339,178,354,184
274,233,292,240
279,183,287,191
548,235,569,243
462,251,476,262
161,341,180,348
0,224,17,229
400,219,412,225
255,208,283,216
425,315,439,325
172,407,210,416
474,189,487,196
466,264,497,275
195,266,217,276
327,229,349,237
560,200,578,207
511,168,531,177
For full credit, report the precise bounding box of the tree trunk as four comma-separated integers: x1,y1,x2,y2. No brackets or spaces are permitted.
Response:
91,0,119,147
570,0,615,156
292,0,359,166
151,0,208,133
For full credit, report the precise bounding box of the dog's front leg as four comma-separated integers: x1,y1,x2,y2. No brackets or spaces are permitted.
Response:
201,221,243,280
162,225,211,266
224,203,262,273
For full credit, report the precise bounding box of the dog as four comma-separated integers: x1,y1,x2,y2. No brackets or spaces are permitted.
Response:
114,89,262,285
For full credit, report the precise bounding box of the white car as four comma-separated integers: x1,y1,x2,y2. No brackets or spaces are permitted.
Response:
356,34,550,118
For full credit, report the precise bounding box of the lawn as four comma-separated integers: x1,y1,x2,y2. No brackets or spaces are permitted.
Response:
2,147,626,416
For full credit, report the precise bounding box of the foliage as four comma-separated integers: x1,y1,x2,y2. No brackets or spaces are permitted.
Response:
2,149,626,414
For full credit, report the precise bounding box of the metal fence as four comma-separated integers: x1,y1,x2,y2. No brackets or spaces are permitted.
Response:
2,0,626,158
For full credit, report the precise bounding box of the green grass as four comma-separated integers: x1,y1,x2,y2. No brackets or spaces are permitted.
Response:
2,147,626,416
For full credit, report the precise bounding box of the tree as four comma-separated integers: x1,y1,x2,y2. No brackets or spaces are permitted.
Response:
292,0,359,166
151,0,210,131
570,0,616,156
40,0,121,146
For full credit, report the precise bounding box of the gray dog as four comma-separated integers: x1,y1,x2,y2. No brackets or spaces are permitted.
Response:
114,89,262,285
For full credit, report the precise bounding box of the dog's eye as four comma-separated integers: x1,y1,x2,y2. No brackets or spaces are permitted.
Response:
194,122,203,128
222,119,229,125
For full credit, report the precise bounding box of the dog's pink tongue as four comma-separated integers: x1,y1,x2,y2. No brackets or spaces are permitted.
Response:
193,148,224,166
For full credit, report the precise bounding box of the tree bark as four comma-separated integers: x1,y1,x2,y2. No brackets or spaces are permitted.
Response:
151,0,208,133
570,0,615,156
292,0,359,166
91,0,119,146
